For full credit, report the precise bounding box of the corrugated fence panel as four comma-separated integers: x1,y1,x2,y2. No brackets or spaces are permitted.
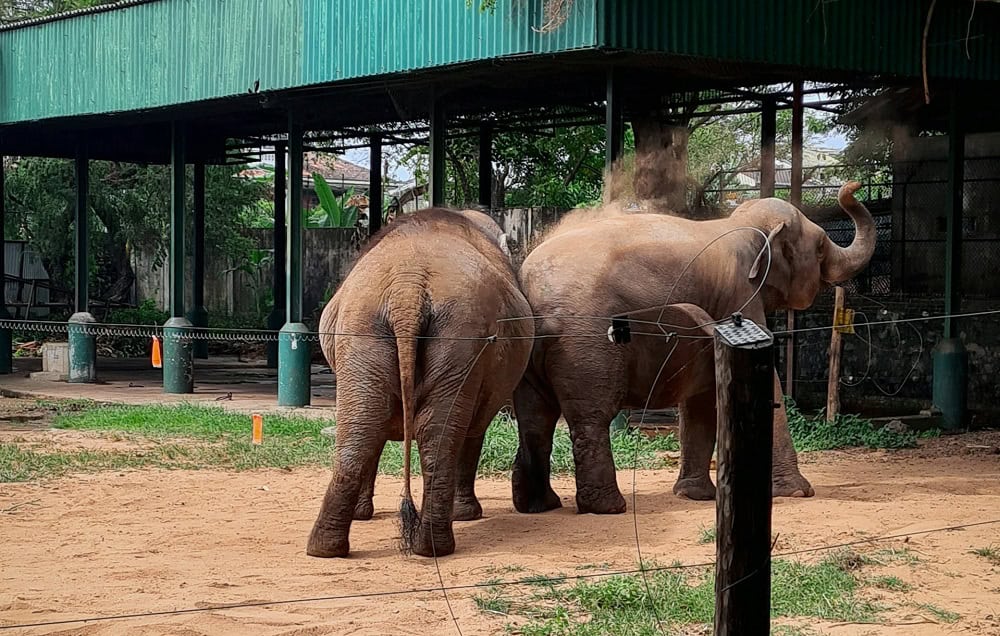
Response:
601,0,1000,81
301,0,597,85
0,0,303,124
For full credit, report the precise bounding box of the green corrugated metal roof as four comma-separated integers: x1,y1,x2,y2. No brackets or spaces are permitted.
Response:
0,0,998,128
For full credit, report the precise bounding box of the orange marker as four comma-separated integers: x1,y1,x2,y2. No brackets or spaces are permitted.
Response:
252,413,263,445
151,336,162,369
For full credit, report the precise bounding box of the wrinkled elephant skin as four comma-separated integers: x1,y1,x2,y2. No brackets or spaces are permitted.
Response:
307,209,533,558
513,182,875,514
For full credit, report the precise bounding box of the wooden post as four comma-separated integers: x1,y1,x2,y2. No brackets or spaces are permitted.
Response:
714,319,774,636
759,97,777,198
826,286,846,422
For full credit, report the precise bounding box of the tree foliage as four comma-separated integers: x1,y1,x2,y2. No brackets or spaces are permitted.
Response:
3,159,269,303
0,0,113,23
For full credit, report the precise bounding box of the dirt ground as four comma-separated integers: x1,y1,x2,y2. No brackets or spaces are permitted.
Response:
1,412,999,635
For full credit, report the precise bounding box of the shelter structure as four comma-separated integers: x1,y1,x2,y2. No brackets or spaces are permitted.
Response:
1,0,998,421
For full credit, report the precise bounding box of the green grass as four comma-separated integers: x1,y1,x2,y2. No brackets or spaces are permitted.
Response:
915,603,960,623
785,398,931,452
868,575,912,592
2,404,679,482
971,545,1000,566
697,525,716,545
476,556,882,635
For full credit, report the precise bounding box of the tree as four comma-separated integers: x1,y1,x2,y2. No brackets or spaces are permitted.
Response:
4,158,269,304
0,0,113,24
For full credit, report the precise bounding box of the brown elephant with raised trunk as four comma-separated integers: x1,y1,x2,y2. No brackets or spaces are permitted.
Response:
512,182,875,515
307,208,533,558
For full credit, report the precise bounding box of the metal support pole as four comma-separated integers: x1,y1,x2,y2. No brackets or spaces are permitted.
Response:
785,82,804,399
713,325,774,636
429,97,446,207
478,123,493,209
279,117,311,407
0,154,11,374
933,88,968,431
369,133,384,234
606,69,627,432
604,68,624,173
187,162,208,359
69,144,96,383
759,98,777,198
163,123,193,394
267,141,287,369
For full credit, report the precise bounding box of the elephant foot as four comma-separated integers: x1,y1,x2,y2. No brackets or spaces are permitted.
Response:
452,496,483,522
673,476,717,501
772,472,815,498
575,487,626,515
353,498,374,521
306,530,350,558
412,524,456,558
512,465,563,514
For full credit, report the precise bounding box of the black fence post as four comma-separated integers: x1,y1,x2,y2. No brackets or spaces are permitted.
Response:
713,317,774,636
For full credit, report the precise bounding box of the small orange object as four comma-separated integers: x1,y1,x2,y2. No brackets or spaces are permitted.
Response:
151,336,162,369
252,413,263,445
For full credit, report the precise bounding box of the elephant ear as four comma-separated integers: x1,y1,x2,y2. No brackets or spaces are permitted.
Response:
748,222,785,280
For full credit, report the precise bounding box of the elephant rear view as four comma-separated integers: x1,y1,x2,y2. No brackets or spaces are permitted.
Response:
307,208,533,558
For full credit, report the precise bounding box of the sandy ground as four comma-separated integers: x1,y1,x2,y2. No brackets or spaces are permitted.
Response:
1,424,999,635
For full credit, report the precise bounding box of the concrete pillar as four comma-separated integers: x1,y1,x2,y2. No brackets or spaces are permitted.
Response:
759,98,777,198
266,141,287,369
369,133,384,234
478,124,493,209
429,97,446,207
605,68,624,173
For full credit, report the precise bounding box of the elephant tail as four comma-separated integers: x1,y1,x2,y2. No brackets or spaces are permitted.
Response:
388,292,428,555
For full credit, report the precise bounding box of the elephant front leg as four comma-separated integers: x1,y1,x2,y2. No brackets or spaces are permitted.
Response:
511,379,563,514
673,390,718,501
771,372,814,498
453,433,485,521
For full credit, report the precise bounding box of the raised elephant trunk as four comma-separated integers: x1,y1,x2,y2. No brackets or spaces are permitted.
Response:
820,181,876,283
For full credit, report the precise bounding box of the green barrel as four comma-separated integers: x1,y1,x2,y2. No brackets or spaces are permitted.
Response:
932,338,968,431
163,316,194,394
68,312,97,383
186,305,208,360
278,322,312,407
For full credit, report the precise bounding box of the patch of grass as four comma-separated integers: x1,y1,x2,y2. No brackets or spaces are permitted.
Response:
869,547,922,566
4,404,679,482
785,398,924,451
915,603,960,623
473,588,513,615
868,575,912,592
971,545,1000,566
485,557,881,635
697,525,716,545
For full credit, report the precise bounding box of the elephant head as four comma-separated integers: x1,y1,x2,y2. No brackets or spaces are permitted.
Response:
740,181,875,310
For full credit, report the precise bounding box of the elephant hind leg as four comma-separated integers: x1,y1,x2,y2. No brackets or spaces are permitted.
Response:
511,377,563,514
673,390,718,501
354,438,387,521
307,413,386,558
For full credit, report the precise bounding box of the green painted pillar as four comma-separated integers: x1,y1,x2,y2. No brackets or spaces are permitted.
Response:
605,70,627,433
69,144,97,383
933,89,968,431
429,97,446,207
369,133,384,234
604,67,624,173
164,123,194,394
278,118,310,407
187,162,208,359
0,154,12,375
266,142,287,369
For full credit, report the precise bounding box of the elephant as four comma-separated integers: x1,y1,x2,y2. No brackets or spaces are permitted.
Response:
511,181,875,515
306,208,533,558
